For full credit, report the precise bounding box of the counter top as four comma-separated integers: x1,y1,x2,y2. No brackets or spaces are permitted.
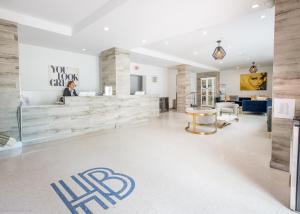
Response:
22,95,158,109
22,104,64,108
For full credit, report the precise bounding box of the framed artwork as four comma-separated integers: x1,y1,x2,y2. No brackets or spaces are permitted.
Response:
240,72,267,90
48,65,79,87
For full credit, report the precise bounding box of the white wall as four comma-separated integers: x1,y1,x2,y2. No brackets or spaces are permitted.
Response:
219,65,273,97
19,44,100,105
130,62,169,97
19,45,194,108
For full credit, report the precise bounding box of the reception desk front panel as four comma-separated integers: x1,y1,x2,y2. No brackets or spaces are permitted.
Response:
22,96,159,144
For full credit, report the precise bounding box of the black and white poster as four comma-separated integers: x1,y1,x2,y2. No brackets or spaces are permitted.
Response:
48,65,79,87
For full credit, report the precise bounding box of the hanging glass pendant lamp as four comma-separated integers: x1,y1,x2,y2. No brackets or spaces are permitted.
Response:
212,40,226,60
249,62,258,73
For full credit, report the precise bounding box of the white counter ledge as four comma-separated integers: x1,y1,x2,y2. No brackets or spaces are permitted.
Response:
22,104,64,108
21,95,159,144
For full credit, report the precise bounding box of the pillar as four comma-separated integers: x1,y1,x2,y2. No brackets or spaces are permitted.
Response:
0,19,20,142
271,0,300,171
100,47,130,96
176,65,191,113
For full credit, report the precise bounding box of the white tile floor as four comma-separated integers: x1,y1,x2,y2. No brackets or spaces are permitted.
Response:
0,112,293,214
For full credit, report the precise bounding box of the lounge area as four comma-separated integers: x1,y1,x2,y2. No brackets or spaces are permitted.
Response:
0,1,299,214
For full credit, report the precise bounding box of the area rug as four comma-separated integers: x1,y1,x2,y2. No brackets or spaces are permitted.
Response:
216,120,231,128
218,114,238,122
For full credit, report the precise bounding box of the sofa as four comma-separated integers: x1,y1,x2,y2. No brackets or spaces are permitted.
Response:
235,97,251,106
242,99,272,114
217,96,251,106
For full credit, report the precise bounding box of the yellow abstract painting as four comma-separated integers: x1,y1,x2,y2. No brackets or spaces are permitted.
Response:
240,72,267,90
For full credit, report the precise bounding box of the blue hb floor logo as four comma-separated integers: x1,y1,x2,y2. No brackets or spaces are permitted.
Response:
51,167,135,213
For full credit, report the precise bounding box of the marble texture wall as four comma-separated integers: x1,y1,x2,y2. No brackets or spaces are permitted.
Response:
271,0,300,171
21,96,159,144
176,65,191,113
197,72,220,107
100,48,130,95
0,19,20,141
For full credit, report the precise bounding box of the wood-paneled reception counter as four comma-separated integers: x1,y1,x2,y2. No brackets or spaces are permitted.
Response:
21,95,159,145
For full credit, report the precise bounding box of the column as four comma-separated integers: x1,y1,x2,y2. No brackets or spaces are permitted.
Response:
176,65,191,113
100,47,130,96
271,0,300,171
0,19,20,141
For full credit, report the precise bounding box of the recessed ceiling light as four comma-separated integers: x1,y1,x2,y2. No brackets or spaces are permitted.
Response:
193,51,199,55
260,14,266,19
238,51,243,55
219,61,223,64
164,41,169,45
82,48,86,51
104,27,109,31
202,31,207,35
142,40,147,44
252,4,259,9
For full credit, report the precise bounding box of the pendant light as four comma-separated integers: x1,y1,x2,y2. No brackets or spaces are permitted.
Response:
212,40,226,60
249,62,258,73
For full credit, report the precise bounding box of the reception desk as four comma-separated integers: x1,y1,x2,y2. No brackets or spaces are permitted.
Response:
21,95,159,145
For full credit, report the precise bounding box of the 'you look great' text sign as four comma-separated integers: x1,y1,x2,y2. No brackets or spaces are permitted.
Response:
48,65,79,87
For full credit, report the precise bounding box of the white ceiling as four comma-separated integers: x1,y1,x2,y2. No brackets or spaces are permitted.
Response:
0,0,111,25
145,7,275,70
0,0,275,71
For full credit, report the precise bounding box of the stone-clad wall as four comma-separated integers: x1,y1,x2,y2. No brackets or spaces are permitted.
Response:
196,72,220,107
21,96,159,144
176,65,191,113
0,19,20,140
100,48,130,95
271,0,300,171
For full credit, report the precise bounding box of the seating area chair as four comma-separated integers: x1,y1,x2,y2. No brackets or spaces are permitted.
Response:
215,102,239,121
